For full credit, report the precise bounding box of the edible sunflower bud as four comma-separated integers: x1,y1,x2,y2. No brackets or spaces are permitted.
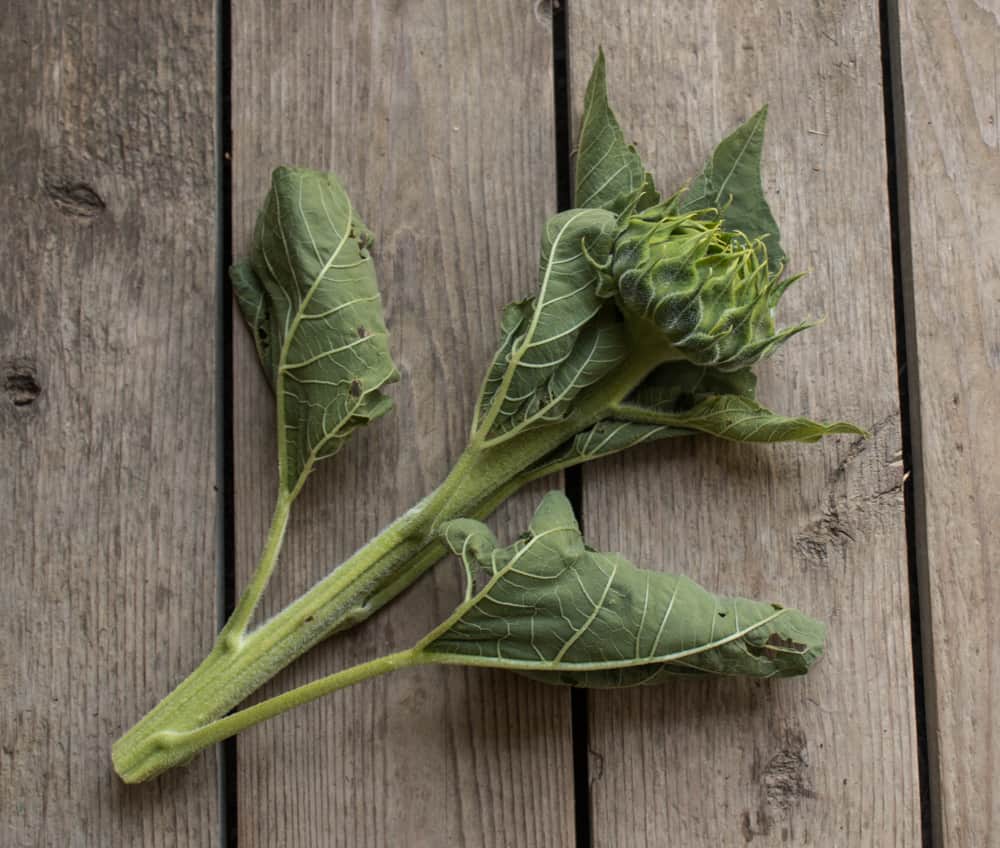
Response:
591,200,813,371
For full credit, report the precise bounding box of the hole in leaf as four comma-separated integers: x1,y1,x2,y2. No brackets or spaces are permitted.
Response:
765,633,807,653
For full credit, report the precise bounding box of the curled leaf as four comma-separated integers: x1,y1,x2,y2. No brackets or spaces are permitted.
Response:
422,493,825,685
232,166,399,494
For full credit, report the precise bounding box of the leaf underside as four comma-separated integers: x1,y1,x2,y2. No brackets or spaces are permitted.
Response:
522,361,861,479
474,208,625,440
232,166,399,492
621,360,864,443
574,50,659,213
424,493,825,686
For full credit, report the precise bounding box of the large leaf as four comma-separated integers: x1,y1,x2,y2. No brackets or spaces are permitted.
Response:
232,166,399,494
575,51,659,212
680,107,786,272
420,492,824,686
473,208,626,442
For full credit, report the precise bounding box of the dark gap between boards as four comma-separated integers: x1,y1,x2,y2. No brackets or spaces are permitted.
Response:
550,3,595,847
878,2,934,846
215,0,238,845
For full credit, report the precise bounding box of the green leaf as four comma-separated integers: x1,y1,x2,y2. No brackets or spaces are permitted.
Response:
423,492,825,685
519,360,857,480
617,390,865,444
473,208,626,441
522,362,758,478
575,51,659,213
680,107,786,272
232,166,399,494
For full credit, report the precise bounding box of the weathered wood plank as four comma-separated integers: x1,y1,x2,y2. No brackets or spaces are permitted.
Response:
894,1,1000,843
230,3,573,845
0,1,219,845
569,4,921,845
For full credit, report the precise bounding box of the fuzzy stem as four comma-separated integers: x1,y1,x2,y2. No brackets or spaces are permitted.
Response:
220,493,292,647
114,650,427,784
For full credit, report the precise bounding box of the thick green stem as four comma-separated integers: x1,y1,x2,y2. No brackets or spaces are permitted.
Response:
113,345,667,783
114,650,427,783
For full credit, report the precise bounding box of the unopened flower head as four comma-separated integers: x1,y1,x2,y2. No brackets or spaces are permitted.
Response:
593,199,814,371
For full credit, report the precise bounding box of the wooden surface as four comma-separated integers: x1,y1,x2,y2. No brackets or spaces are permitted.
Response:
0,1,220,846
570,2,921,845
895,0,1000,844
229,3,573,845
6,0,997,844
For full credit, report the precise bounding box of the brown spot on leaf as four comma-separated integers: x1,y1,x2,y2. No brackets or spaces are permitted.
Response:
349,379,362,397
766,633,806,653
748,633,807,661
357,326,368,339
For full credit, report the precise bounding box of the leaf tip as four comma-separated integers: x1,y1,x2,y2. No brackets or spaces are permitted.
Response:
586,48,608,96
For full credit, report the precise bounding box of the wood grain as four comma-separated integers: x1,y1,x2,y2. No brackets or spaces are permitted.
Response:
894,0,1000,843
0,1,220,845
569,3,921,845
230,2,573,845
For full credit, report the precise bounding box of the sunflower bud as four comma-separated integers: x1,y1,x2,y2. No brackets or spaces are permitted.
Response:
594,200,812,371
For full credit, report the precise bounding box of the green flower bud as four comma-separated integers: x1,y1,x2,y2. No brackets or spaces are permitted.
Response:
593,199,813,371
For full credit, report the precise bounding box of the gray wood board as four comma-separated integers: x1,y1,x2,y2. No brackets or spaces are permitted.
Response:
896,0,1000,843
229,3,574,845
0,1,220,845
569,3,921,845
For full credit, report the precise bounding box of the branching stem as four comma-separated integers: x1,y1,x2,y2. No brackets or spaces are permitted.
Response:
112,345,667,783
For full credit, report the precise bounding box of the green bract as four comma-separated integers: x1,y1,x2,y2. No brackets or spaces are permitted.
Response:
113,54,861,785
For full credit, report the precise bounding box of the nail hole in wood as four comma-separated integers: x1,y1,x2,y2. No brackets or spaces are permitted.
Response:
44,179,106,220
5,367,41,407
